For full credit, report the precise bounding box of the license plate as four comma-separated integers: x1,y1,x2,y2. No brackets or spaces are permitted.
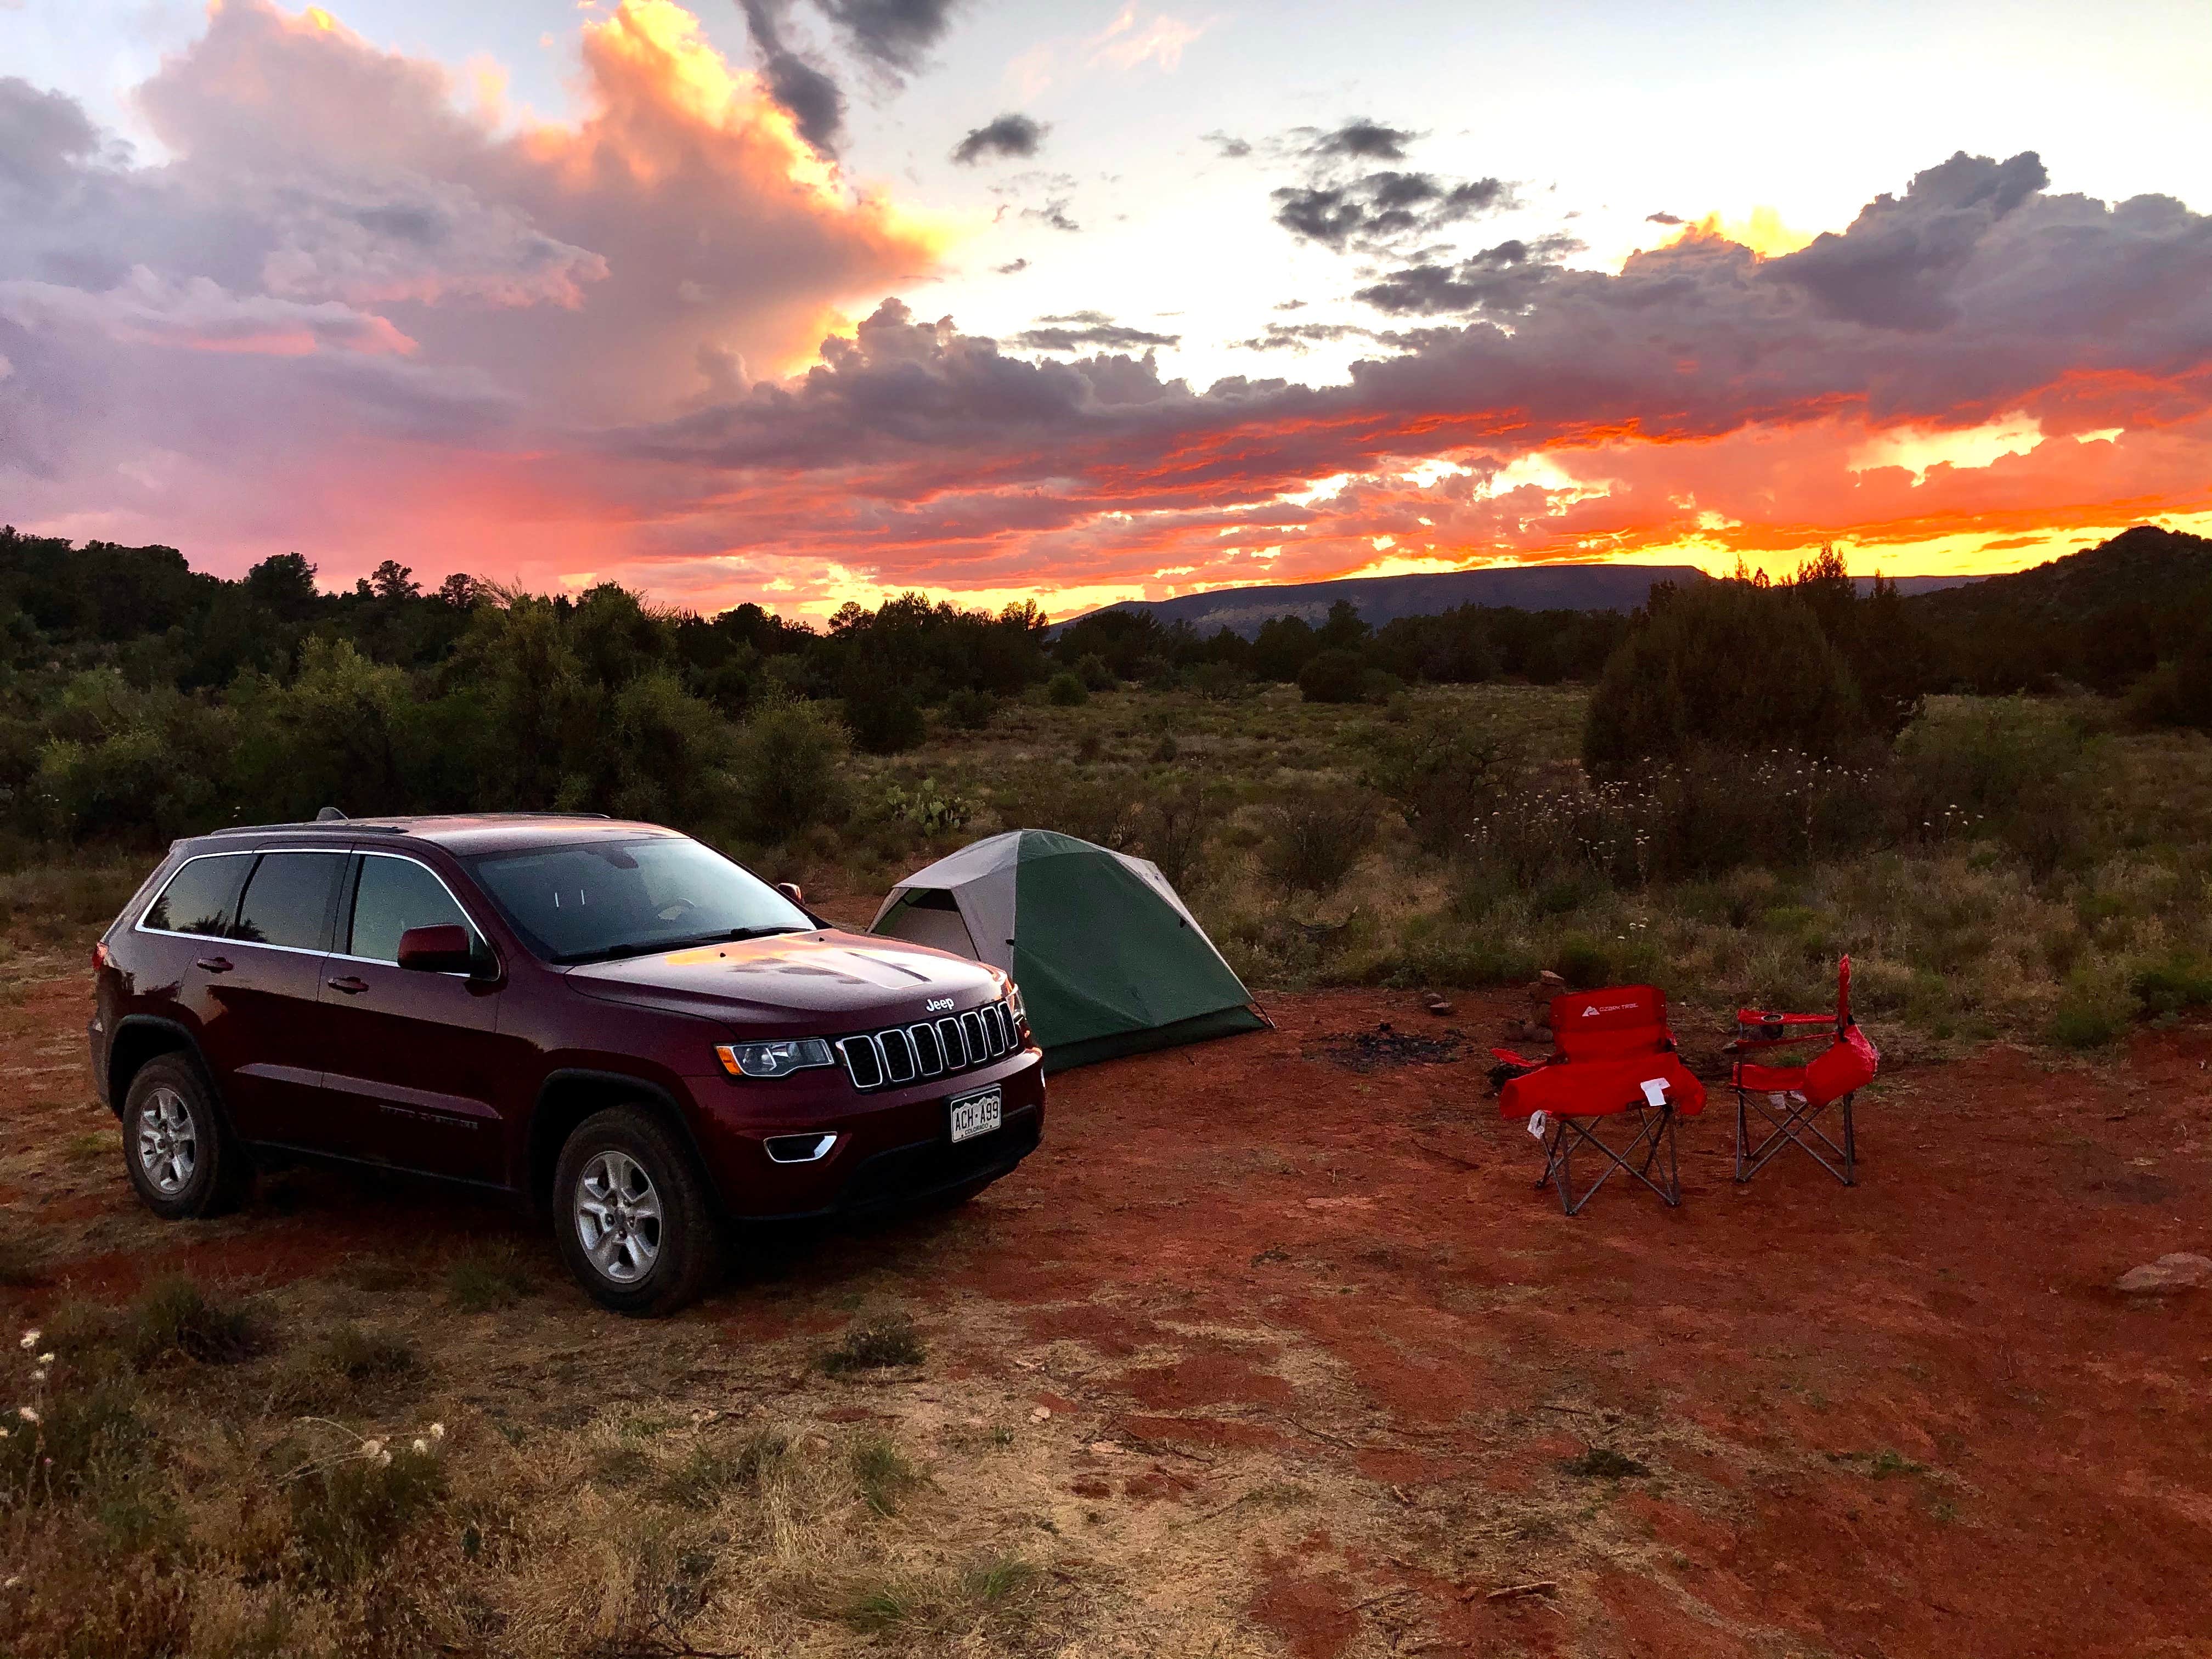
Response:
949,1086,1002,1144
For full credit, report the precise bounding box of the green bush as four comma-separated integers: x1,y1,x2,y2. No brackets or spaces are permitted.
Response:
1296,648,1370,705
1261,788,1379,895
2130,952,2212,1018
1365,715,1523,858
126,1274,263,1367
1045,672,1089,708
942,687,999,730
733,697,851,843
844,684,927,754
287,1444,447,1585
1583,580,1870,775
2049,967,2134,1048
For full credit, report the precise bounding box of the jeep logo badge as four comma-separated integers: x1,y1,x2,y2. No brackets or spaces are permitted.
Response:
926,996,955,1012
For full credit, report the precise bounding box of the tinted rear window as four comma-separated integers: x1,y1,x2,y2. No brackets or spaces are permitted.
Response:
143,854,252,938
232,851,345,951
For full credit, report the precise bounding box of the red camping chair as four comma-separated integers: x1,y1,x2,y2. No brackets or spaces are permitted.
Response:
1493,986,1707,1214
1726,957,1881,1186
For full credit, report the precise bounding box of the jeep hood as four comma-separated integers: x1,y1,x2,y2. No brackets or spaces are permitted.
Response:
561,929,1002,1030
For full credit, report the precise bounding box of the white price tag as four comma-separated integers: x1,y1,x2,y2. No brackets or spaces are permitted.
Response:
1640,1079,1668,1108
1526,1109,1547,1139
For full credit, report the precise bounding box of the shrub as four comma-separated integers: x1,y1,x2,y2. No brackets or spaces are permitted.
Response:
843,684,927,754
2049,966,2134,1048
0,1376,149,1501
1133,774,1227,890
943,687,999,730
2130,952,2212,1019
1046,672,1089,708
1188,661,1255,702
1366,715,1524,859
1893,704,2100,877
733,697,851,843
820,1314,924,1376
126,1275,263,1367
1261,788,1379,894
874,777,974,836
1296,648,1370,705
287,1442,447,1585
1583,579,1870,775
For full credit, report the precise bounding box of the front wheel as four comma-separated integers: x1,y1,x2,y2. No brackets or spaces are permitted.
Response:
552,1107,724,1316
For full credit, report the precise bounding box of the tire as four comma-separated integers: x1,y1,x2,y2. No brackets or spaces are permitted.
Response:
121,1052,251,1220
552,1106,724,1316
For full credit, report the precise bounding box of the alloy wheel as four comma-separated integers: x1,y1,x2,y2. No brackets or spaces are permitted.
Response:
574,1150,663,1284
136,1086,198,1196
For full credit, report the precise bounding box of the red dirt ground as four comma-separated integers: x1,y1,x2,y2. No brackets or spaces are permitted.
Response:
6,965,2211,1656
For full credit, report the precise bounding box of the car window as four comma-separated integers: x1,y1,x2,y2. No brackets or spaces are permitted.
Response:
348,856,480,963
231,851,344,951
143,854,252,938
465,837,810,964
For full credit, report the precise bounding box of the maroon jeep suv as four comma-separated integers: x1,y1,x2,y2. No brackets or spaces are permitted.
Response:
89,815,1045,1313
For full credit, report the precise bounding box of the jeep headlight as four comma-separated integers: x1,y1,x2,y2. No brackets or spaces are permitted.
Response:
715,1039,835,1079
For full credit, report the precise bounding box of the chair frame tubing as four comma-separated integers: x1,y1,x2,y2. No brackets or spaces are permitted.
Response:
1733,1085,1857,1186
1536,1104,1681,1214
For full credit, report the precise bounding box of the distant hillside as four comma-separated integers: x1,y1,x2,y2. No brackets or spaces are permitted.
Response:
1905,525,2212,692
1079,565,1978,639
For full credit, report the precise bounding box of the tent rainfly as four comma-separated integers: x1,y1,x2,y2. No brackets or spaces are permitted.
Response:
870,829,1269,1072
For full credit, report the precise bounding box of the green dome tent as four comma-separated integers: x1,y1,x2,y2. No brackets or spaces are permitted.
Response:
870,829,1269,1072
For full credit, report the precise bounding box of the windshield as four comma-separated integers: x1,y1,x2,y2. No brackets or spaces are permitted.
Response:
463,837,814,965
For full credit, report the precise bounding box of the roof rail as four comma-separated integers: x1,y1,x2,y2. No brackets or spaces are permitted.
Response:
205,821,407,837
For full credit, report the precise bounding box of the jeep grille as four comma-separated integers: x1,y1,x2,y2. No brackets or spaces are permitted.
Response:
835,998,1022,1091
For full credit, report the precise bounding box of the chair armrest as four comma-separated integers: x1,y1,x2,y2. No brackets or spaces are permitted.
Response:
1489,1047,1545,1071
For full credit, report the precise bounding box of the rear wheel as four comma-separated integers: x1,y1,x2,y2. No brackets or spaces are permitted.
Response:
121,1053,251,1220
552,1107,723,1316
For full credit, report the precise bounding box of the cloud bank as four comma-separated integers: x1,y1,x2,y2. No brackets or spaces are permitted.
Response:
2,5,2209,617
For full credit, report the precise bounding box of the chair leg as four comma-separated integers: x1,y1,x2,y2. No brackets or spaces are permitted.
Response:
1734,1087,1750,1183
1841,1091,1857,1186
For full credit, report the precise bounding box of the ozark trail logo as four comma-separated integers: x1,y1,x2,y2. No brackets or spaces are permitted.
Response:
926,996,956,1012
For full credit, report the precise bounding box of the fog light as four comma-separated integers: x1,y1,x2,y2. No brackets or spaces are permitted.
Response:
764,1132,838,1164
715,1039,835,1079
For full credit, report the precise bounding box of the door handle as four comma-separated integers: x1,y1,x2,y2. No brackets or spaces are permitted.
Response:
194,957,233,974
326,976,370,995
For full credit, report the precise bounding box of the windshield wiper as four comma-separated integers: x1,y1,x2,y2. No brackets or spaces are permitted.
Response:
560,925,808,966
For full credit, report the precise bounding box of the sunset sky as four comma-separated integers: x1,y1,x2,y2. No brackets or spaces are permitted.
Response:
5,0,2211,619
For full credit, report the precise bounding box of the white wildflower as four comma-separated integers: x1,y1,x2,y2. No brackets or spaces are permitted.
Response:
35,1353,52,1365
16,1331,37,1351
412,1438,429,1454
359,1438,383,1459
429,1423,444,1440
374,1449,392,1468
18,1406,38,1424
29,1370,44,1384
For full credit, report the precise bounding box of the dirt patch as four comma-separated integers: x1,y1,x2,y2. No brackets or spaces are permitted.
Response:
5,978,2212,1657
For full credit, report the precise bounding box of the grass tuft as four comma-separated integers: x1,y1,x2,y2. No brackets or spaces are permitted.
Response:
850,1434,922,1517
819,1313,924,1376
443,1243,538,1312
127,1274,264,1367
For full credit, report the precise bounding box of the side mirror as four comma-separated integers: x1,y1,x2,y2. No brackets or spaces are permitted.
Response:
397,924,478,975
775,881,805,905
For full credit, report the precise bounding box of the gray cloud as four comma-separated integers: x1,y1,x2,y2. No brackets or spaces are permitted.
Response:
1771,149,2050,329
1023,196,1081,233
1231,320,1389,353
1645,211,1684,225
1201,129,1252,159
1355,233,1585,316
952,111,1048,165
994,257,1030,274
740,0,847,155
1014,311,1180,352
1272,172,1514,252
1306,119,1415,161
741,0,966,156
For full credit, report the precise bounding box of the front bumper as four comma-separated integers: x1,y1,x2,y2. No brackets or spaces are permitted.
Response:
689,1046,1046,1221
